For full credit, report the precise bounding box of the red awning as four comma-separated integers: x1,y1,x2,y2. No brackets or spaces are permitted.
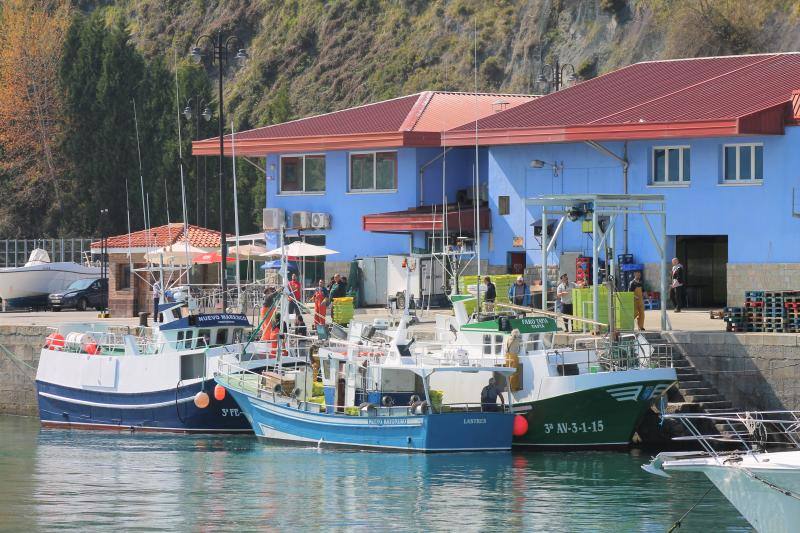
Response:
362,204,491,233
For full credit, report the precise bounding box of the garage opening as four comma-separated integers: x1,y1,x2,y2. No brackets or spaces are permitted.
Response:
676,235,728,308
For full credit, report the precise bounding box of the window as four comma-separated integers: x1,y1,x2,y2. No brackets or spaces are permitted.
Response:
349,151,397,191
498,195,510,215
198,329,211,348
215,328,229,346
116,264,130,290
180,353,205,380
723,144,763,182
483,334,492,355
280,154,325,193
652,146,690,184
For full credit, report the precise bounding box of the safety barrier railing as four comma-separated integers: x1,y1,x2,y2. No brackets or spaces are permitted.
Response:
664,411,800,457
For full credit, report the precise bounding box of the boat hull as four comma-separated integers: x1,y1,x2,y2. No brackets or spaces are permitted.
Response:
662,451,800,533
513,378,674,448
0,263,100,308
36,379,252,433
222,382,514,452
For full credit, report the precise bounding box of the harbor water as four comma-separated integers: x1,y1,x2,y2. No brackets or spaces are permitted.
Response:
0,415,750,531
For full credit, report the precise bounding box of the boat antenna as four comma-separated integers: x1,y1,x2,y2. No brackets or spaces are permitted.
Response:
132,99,152,253
174,50,194,293
473,18,482,312
124,177,135,280
231,118,242,311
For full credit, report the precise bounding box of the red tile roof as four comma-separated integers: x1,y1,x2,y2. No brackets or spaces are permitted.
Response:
91,224,228,250
446,53,800,145
192,91,536,156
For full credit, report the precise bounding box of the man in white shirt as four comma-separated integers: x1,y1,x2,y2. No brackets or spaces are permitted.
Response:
556,273,579,332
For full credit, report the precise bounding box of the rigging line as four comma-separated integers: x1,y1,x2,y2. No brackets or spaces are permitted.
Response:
132,99,151,252
124,177,134,278
231,118,241,310
174,49,193,292
473,16,481,310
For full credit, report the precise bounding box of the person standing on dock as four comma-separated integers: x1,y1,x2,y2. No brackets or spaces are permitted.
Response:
152,280,161,322
483,276,496,312
629,270,645,330
508,276,531,308
313,279,328,326
556,273,578,332
670,258,685,313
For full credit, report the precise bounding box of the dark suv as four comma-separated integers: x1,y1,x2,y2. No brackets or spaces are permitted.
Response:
49,278,108,311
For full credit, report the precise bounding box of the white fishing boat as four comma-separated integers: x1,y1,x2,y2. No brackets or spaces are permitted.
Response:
36,299,304,433
644,411,800,533
0,249,100,309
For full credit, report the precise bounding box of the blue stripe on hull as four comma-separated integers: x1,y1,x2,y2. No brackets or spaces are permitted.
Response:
225,386,514,452
36,380,253,433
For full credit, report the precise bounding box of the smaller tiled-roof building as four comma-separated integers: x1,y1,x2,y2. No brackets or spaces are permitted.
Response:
91,224,226,317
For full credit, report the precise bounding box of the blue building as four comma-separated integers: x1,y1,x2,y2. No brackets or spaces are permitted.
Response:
194,54,800,307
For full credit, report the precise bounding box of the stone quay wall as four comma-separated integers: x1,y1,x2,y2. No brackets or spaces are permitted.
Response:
664,331,800,411
0,326,46,416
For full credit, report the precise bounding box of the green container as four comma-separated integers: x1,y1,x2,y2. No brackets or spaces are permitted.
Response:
573,286,635,332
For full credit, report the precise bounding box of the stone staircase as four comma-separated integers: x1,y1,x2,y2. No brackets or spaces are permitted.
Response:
642,331,743,438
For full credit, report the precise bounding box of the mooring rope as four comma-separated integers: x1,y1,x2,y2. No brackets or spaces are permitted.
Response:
0,340,36,379
667,486,713,532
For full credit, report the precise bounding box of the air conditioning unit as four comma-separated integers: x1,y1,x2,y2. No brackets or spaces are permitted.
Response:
291,211,312,229
262,208,285,230
311,212,331,229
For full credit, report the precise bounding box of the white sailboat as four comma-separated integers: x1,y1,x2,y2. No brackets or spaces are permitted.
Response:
644,411,800,532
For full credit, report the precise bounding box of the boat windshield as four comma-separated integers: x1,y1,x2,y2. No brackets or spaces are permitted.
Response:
66,278,96,291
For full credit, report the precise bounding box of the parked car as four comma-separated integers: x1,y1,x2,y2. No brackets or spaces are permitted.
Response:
49,278,108,311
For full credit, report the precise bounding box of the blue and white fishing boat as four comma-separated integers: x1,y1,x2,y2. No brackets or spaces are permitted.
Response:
215,317,517,451
35,300,299,433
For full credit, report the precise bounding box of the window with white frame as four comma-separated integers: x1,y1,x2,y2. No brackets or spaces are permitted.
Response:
723,144,763,182
280,154,325,193
652,146,690,184
349,151,397,191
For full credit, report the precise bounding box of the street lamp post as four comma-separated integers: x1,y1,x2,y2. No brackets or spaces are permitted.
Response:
536,58,577,93
190,32,248,311
183,97,212,227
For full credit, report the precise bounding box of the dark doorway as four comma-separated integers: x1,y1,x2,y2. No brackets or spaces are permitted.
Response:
676,236,728,307
507,252,526,275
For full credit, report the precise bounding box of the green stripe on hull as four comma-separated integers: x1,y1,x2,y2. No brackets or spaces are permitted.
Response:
513,380,674,448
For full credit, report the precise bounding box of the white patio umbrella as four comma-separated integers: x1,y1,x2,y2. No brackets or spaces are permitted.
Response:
229,243,270,259
144,242,207,265
260,241,338,258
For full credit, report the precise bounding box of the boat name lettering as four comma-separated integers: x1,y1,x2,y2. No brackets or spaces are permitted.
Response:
221,408,241,417
543,420,604,434
519,317,550,326
367,418,409,426
198,314,243,323
463,418,487,425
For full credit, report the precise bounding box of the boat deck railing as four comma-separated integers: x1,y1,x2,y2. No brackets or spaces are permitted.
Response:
665,411,800,457
566,335,674,373
46,326,209,355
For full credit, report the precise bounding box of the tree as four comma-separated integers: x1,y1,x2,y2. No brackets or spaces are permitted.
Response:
0,0,71,237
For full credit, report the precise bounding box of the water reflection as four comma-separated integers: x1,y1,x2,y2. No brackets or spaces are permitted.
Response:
0,416,751,532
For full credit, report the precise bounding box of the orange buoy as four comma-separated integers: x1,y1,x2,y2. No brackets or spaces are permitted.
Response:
513,414,529,437
45,333,65,350
213,384,226,401
85,342,99,355
194,391,210,409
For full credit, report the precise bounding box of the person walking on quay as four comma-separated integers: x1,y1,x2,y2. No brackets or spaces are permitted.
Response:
483,276,496,312
629,270,646,330
313,279,328,327
508,276,531,307
556,273,579,332
670,258,685,313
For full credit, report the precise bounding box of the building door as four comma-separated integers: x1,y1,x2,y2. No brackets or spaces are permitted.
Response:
507,252,526,275
676,236,728,307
